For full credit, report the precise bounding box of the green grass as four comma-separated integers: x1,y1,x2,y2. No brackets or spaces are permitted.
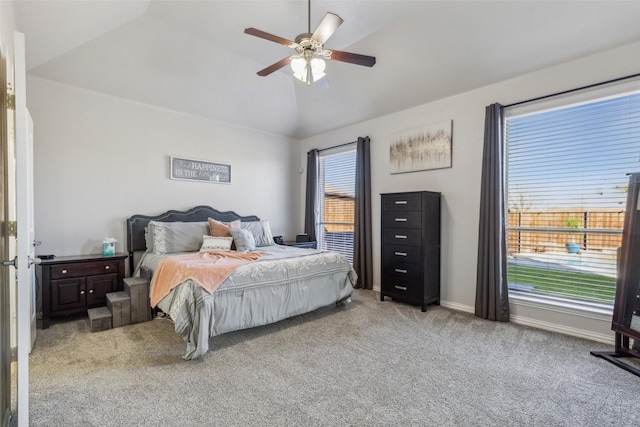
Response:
507,263,616,304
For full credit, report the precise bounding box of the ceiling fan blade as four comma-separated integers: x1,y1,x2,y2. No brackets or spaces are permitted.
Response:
311,12,343,45
257,56,293,77
326,50,376,67
244,28,297,48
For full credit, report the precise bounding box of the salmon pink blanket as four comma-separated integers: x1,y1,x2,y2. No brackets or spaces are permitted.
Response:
150,251,266,307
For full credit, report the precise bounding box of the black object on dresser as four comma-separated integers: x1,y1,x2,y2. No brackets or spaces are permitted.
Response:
37,253,127,328
380,191,441,312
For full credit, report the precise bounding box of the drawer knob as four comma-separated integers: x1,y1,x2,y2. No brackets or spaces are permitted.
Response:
395,201,407,205
61,269,68,274
89,289,94,294
394,235,407,239
80,290,85,295
394,252,407,256
395,268,407,274
395,218,407,222
394,285,407,291
104,265,110,270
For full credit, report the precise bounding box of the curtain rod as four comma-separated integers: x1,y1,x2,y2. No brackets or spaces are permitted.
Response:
501,72,640,109
314,140,357,154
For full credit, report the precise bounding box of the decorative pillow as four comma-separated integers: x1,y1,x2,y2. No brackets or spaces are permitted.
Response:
146,221,209,254
241,220,275,247
208,218,241,237
199,235,233,253
229,227,256,251
209,218,241,250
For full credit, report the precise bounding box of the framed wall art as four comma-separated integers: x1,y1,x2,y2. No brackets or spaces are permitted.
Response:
389,120,453,174
170,156,231,184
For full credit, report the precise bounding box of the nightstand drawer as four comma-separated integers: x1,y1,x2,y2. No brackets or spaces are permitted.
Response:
51,260,120,279
382,211,422,229
382,244,422,265
382,228,422,246
382,192,422,211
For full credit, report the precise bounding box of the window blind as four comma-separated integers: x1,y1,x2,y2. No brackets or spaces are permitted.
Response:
318,148,356,263
505,91,640,304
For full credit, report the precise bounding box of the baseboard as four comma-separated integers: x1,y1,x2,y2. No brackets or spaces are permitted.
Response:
509,313,614,345
439,300,473,314
439,300,614,345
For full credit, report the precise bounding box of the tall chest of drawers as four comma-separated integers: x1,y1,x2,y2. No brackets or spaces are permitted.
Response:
380,191,441,311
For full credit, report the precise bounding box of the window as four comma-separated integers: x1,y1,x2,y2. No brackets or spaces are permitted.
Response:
317,146,356,263
505,89,640,305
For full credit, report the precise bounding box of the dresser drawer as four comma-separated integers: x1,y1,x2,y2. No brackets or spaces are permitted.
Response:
51,260,120,279
382,193,422,211
382,228,422,246
382,244,422,265
382,211,422,229
382,278,421,301
382,262,422,283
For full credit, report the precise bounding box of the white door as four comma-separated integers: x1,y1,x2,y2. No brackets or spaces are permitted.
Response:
14,31,34,427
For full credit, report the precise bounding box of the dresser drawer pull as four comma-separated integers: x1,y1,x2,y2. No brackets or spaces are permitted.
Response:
89,289,94,294
61,269,68,274
394,235,407,239
394,285,407,291
394,200,408,205
395,268,407,274
395,218,407,222
394,252,407,256
104,265,110,270
80,290,85,295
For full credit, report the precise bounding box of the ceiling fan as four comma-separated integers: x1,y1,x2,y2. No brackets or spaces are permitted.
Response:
244,0,376,86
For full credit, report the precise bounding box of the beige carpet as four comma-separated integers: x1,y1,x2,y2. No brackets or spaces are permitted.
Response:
25,289,640,426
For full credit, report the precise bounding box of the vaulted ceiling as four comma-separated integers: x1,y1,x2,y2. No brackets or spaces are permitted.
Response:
12,1,640,139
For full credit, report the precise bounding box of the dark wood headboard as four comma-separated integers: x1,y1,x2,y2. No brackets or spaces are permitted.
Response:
126,205,260,273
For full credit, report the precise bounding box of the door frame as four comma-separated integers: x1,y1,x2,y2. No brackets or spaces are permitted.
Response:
0,40,11,427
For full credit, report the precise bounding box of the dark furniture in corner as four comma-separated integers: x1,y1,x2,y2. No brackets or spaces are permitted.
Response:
38,253,127,328
591,173,640,376
380,191,441,312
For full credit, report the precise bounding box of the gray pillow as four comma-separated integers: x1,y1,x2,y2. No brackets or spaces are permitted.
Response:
146,221,209,254
241,220,275,247
229,227,256,251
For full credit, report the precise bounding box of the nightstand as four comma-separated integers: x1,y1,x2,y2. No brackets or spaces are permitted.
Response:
37,253,127,328
284,241,317,249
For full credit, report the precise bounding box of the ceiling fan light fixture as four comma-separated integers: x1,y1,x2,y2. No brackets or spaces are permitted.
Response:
291,56,307,81
245,0,375,84
291,56,326,85
310,57,326,81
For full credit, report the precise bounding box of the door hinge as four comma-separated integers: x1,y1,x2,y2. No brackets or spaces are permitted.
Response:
7,221,17,237
6,93,15,110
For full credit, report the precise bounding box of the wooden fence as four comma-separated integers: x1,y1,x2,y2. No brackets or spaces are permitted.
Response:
323,193,354,232
507,209,624,254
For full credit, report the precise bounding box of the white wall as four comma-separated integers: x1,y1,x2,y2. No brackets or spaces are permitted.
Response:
27,77,300,266
299,41,640,344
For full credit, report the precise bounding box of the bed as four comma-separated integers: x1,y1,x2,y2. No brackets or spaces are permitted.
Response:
126,205,357,359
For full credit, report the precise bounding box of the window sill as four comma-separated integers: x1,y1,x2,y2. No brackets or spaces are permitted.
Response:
509,290,613,319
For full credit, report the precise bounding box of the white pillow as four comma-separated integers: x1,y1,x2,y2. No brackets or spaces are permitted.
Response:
229,227,256,251
241,220,275,247
199,235,233,253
